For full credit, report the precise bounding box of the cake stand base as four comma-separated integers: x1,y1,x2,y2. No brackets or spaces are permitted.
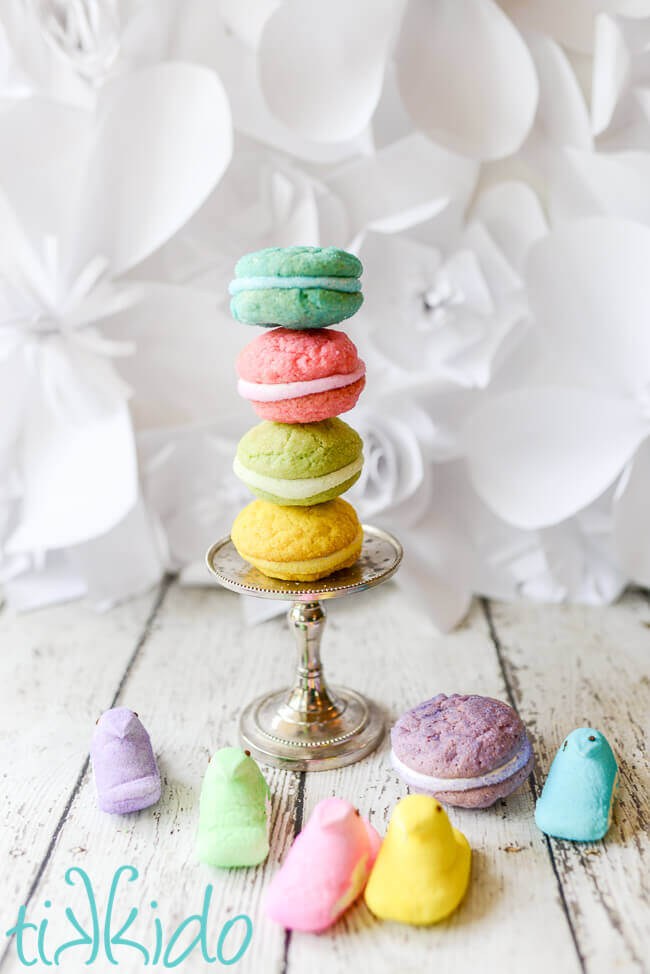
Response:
240,686,384,771
206,525,402,772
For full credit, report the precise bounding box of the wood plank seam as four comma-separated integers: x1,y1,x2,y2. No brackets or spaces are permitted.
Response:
0,576,172,971
480,598,587,974
281,771,306,974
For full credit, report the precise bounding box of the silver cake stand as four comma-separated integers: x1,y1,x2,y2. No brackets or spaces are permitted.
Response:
205,526,402,771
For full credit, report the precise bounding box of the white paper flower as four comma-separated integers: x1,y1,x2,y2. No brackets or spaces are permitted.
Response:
347,401,438,524
465,218,650,586
0,0,178,102
431,456,626,606
0,62,232,605
356,181,545,390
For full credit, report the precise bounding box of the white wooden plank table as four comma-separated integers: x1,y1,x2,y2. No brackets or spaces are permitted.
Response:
0,581,648,973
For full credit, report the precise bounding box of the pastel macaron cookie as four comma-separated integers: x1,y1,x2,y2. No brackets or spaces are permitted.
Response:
236,327,366,423
391,693,534,809
234,417,363,506
231,498,363,582
229,246,363,328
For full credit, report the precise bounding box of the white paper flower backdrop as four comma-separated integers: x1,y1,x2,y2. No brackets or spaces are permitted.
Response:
1,0,649,629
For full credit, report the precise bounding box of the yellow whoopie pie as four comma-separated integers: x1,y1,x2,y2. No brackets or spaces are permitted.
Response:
231,498,363,582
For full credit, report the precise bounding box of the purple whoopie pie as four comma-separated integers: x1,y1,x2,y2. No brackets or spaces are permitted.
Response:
390,693,534,809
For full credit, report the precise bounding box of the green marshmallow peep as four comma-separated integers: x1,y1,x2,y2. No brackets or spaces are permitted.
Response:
196,747,270,868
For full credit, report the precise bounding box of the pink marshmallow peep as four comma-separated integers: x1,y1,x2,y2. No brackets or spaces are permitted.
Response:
236,327,365,423
265,797,381,932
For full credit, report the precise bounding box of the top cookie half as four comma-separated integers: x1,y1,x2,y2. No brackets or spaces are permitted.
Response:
229,246,363,329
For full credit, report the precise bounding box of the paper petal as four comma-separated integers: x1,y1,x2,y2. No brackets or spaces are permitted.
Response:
0,352,28,446
389,474,477,631
591,14,630,135
7,401,138,552
0,98,91,257
539,512,626,605
139,424,247,571
395,0,538,159
174,0,373,163
471,181,547,274
500,0,595,53
241,596,290,627
591,0,650,17
178,560,217,586
614,439,650,586
258,0,404,142
72,62,232,276
213,0,280,49
346,405,431,523
326,133,478,243
397,541,473,633
465,387,648,528
67,494,165,610
526,218,650,396
103,285,249,430
0,1,94,103
563,148,650,226
3,552,86,611
523,29,592,151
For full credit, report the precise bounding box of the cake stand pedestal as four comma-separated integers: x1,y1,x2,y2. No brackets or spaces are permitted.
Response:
205,526,402,771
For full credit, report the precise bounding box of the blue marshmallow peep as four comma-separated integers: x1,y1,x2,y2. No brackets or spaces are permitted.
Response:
535,728,618,842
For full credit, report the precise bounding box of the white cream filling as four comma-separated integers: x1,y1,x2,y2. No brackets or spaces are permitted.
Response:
229,275,361,295
237,363,365,403
233,454,363,499
390,736,532,793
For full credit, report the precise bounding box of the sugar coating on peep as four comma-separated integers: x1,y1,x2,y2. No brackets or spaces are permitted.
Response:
90,707,161,815
196,747,270,868
535,728,618,842
266,797,381,932
365,794,471,925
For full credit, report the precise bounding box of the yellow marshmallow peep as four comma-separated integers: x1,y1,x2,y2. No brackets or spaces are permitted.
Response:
364,794,471,925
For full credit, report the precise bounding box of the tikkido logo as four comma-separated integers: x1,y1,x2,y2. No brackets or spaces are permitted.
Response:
5,866,253,968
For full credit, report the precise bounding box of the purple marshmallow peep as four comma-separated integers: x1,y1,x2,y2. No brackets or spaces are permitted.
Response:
91,708,161,814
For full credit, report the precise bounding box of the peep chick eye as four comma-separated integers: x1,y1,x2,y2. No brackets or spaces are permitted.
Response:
244,750,251,757
436,805,442,812
588,735,596,742
562,740,568,751
132,711,138,718
354,809,360,816
95,717,100,725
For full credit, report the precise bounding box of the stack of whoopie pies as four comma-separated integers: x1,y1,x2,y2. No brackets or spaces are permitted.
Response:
229,246,367,582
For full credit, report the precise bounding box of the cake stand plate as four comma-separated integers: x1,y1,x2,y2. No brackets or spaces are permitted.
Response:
206,525,402,771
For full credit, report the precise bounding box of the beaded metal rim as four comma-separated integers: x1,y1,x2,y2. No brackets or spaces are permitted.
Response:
205,524,403,602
